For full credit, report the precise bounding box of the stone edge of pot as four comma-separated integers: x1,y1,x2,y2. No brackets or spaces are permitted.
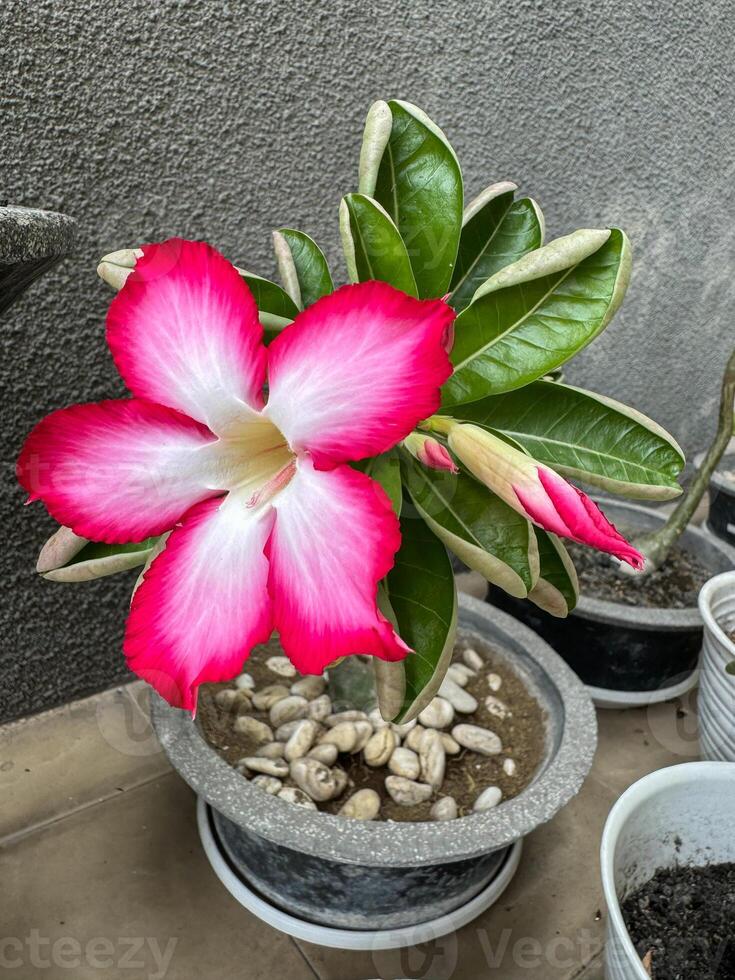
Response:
0,206,78,264
152,593,597,868
599,761,735,980
573,499,735,630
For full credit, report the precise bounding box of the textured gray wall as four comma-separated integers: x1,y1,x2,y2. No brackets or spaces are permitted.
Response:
2,0,733,721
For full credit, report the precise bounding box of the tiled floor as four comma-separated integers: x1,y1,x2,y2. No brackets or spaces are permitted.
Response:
0,664,700,980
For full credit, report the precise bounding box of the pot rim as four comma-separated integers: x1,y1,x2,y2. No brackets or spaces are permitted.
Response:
152,594,597,867
572,499,735,630
599,761,734,980
698,570,735,654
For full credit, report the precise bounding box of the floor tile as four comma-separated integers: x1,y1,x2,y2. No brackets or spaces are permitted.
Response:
0,773,314,980
0,682,169,842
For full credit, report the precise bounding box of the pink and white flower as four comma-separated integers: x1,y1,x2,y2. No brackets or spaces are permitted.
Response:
17,239,455,711
446,423,644,569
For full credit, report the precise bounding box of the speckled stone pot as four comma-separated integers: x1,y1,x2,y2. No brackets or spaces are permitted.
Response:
152,594,596,930
0,205,77,316
490,500,735,704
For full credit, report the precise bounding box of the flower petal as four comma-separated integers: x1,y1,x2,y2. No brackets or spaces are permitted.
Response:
17,399,224,543
107,239,267,435
265,282,454,468
125,495,274,711
266,458,410,673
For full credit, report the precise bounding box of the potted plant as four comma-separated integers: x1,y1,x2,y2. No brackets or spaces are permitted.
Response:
486,347,735,707
698,570,735,761
18,99,681,939
601,762,735,979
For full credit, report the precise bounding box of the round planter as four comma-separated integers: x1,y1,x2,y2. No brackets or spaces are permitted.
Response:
152,594,597,942
706,451,735,548
600,761,735,980
698,570,735,761
489,499,735,707
0,205,77,317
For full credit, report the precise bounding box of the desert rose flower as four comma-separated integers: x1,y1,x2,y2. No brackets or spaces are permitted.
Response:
18,239,455,711
442,422,644,569
402,433,458,473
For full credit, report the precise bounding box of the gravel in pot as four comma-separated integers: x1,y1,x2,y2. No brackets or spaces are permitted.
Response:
152,595,596,931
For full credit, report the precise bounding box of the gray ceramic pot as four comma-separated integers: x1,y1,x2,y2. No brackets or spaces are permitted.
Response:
490,500,735,708
0,205,77,316
152,594,596,931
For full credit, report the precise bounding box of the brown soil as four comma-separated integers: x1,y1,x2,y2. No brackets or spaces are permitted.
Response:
197,638,546,822
568,538,711,610
622,863,735,978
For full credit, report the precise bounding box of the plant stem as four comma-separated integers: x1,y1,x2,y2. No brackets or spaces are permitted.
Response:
326,656,378,713
635,346,735,573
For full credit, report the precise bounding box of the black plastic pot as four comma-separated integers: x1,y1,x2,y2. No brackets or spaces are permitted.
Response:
706,452,735,548
488,500,735,707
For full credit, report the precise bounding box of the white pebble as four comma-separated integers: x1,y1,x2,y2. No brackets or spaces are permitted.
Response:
385,775,432,806
319,721,357,753
234,672,255,690
368,707,389,728
440,733,461,755
391,719,417,738
331,766,349,797
266,655,296,678
438,677,478,714
240,756,289,777
363,727,397,767
452,724,503,756
430,796,458,821
419,697,455,729
275,719,306,741
251,684,290,711
447,663,476,687
419,729,446,791
252,775,282,795
290,675,326,700
269,695,309,728
215,688,241,709
484,695,511,720
290,757,339,801
307,743,338,765
284,719,319,762
338,788,381,820
463,647,484,671
325,710,369,727
308,694,332,722
233,716,273,744
277,786,317,809
404,725,426,752
474,785,502,811
388,747,420,780
254,741,285,759
503,757,517,777
351,720,374,752
487,672,503,692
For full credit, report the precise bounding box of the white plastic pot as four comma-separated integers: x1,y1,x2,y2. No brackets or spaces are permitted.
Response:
698,570,735,761
601,762,735,980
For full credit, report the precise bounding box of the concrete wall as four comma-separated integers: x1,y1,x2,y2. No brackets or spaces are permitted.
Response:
2,0,733,720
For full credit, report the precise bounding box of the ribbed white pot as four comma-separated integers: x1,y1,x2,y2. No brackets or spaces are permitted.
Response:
601,762,735,980
698,571,735,761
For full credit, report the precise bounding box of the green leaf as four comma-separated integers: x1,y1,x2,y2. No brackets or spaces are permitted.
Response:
381,512,458,723
526,529,578,617
43,537,160,583
400,453,538,597
354,451,402,516
340,194,418,295
358,100,393,198
272,229,333,308
443,228,631,406
236,268,300,320
726,661,735,676
373,100,463,298
449,184,544,312
443,380,685,500
260,312,293,345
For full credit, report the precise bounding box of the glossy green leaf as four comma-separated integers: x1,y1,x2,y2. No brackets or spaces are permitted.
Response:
443,228,631,406
358,100,393,198
43,536,160,583
373,100,463,298
400,453,538,597
726,661,735,676
527,529,578,617
354,451,402,516
449,184,544,312
340,194,417,295
273,229,333,309
236,268,300,320
381,512,457,723
260,312,293,345
443,380,685,500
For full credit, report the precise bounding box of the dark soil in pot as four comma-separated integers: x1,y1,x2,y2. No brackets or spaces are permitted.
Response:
621,862,735,978
567,539,711,609
198,638,545,821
